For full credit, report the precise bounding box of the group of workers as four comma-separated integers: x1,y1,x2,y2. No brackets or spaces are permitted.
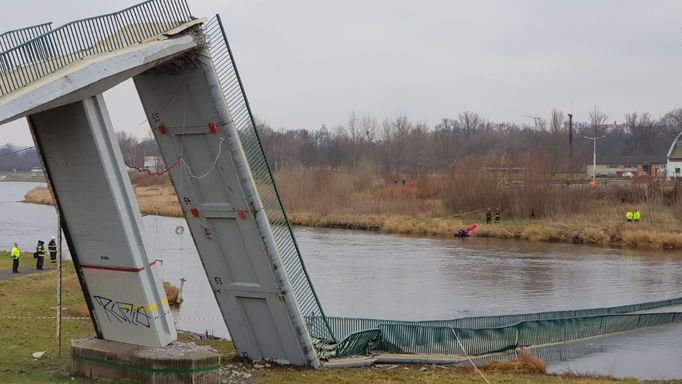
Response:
9,237,58,273
625,210,641,223
485,208,502,224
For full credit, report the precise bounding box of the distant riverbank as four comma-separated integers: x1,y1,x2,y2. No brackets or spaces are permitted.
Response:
23,185,682,250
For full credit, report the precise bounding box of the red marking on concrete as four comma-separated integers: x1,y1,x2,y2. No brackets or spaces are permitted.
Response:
80,264,145,273
80,260,157,273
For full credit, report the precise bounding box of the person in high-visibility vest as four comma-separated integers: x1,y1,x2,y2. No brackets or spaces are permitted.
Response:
48,236,57,263
35,240,46,270
625,211,634,222
633,210,641,222
10,243,21,273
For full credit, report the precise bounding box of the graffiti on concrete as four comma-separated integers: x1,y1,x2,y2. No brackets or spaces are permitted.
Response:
93,295,152,328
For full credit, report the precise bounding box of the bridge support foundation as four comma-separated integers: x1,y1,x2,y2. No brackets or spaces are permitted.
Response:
71,337,220,384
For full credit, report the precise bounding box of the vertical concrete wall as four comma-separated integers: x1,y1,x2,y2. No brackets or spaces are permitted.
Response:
133,54,317,366
29,95,176,347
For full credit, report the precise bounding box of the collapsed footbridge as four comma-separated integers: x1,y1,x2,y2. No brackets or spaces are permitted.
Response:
1,0,680,370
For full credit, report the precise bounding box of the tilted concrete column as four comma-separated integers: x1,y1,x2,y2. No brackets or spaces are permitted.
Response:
133,52,318,366
28,95,176,347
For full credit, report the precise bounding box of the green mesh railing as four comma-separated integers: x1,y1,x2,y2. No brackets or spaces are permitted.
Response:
203,16,336,346
0,0,192,96
315,297,682,358
331,329,381,358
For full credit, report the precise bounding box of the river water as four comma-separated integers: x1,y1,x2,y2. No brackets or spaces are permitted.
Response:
2,182,681,379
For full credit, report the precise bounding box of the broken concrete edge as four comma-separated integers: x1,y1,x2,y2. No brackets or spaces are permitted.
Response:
321,353,469,369
71,337,221,376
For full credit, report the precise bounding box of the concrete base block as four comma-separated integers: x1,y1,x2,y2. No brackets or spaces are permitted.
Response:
71,337,220,384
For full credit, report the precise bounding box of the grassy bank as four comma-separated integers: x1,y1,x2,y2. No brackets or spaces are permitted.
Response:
0,171,45,183
0,254,673,383
22,167,682,250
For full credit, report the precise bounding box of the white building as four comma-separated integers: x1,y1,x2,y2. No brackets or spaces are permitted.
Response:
30,167,44,176
667,132,682,179
143,156,164,172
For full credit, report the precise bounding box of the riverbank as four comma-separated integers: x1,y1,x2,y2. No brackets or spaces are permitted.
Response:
0,171,45,182
0,257,672,383
23,185,682,250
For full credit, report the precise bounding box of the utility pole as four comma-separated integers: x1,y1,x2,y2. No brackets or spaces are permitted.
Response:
57,213,62,356
56,214,62,356
584,135,605,181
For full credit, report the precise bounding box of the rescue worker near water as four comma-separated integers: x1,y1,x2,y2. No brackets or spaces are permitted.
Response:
494,208,502,223
485,208,492,224
10,243,21,273
625,210,633,223
48,236,57,263
633,210,641,223
35,240,46,270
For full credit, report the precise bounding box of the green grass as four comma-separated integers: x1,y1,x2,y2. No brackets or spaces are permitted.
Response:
0,171,46,182
0,257,679,383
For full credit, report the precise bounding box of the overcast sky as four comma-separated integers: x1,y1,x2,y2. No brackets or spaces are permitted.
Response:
2,0,682,146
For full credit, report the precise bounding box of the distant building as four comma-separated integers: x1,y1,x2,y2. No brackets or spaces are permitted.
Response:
586,155,667,178
30,167,44,176
667,132,682,179
143,156,164,172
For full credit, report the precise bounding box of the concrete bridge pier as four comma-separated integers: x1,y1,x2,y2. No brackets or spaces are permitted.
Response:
29,94,176,347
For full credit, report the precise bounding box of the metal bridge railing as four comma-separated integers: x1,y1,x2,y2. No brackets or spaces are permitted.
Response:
0,0,193,96
0,23,53,54
316,296,682,358
204,15,337,347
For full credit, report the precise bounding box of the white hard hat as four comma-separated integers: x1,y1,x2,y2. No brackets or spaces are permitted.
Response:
51,236,56,240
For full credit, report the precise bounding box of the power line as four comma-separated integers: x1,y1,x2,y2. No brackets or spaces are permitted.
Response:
0,145,36,160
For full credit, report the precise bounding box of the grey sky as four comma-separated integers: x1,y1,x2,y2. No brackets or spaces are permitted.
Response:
2,0,682,146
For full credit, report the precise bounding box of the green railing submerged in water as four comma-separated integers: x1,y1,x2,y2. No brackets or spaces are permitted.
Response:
319,297,682,358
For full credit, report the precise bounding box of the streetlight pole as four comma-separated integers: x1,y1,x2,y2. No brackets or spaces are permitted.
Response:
584,135,606,181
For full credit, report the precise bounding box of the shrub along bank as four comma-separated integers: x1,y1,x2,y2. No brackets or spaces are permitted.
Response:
22,165,682,250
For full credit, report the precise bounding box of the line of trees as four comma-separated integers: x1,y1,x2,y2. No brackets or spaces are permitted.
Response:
4,106,679,176
258,107,682,174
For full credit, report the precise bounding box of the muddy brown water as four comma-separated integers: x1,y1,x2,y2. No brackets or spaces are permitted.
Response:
2,182,681,379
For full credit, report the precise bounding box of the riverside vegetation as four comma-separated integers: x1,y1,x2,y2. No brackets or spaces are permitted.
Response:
23,157,682,250
0,253,675,383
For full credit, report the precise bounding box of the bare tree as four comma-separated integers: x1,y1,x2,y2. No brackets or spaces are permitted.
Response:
360,113,379,144
588,106,609,136
625,112,655,154
458,111,482,139
550,110,565,170
663,108,682,132
550,110,565,134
